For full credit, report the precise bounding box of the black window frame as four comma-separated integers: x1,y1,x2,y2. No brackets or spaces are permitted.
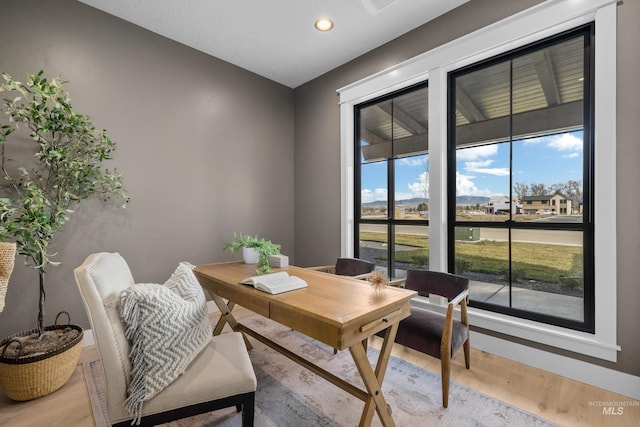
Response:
447,24,595,332
354,81,428,278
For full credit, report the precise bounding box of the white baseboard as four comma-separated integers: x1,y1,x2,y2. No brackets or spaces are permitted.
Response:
82,329,95,347
471,331,640,400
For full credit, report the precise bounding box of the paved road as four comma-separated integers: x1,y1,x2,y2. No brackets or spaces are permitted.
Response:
478,228,582,246
361,224,582,246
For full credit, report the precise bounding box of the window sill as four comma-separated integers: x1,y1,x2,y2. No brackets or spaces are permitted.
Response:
411,297,620,361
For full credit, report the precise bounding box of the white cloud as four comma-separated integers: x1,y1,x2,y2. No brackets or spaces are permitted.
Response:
361,189,372,203
408,171,429,198
465,159,510,176
361,188,388,204
456,172,492,197
457,144,497,160
374,188,387,198
562,152,580,158
466,159,493,168
468,167,510,176
398,156,427,167
547,133,583,152
522,136,546,145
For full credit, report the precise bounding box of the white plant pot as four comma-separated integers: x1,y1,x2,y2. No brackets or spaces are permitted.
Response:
242,247,259,264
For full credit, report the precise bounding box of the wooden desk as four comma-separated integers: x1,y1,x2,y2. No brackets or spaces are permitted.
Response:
194,262,416,427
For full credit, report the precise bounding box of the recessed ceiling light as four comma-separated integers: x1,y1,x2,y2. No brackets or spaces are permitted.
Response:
314,18,334,32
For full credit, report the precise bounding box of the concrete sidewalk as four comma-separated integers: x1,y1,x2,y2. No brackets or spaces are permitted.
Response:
470,280,584,321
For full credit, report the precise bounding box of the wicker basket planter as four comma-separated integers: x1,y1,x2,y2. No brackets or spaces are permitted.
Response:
0,242,16,313
0,313,83,401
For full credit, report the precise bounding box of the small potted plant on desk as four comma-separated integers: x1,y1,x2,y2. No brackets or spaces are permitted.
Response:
223,233,281,275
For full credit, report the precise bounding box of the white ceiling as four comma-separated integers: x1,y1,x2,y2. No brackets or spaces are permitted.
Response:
77,0,469,88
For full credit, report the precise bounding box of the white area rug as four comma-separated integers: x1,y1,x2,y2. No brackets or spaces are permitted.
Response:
85,313,559,426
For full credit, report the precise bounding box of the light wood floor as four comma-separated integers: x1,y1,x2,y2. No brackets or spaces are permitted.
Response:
1,307,638,426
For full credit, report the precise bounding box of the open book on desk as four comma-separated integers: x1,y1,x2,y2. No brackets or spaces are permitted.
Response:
240,271,308,295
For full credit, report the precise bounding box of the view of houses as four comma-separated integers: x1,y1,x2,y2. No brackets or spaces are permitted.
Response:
486,192,578,215
361,191,581,219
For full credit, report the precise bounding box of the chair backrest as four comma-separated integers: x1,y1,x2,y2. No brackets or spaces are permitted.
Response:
404,269,469,301
74,252,135,421
334,257,375,276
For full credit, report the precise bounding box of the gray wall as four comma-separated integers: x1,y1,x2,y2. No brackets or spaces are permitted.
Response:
293,0,640,377
0,0,294,337
1,0,637,379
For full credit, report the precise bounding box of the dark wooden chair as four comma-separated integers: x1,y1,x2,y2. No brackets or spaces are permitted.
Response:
307,257,375,279
388,269,470,407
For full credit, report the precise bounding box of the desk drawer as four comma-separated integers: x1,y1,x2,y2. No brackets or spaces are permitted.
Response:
340,302,412,349
269,300,412,350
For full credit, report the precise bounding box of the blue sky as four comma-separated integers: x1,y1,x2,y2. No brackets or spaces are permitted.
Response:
360,131,583,203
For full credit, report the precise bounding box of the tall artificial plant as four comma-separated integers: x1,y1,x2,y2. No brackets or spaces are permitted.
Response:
0,71,129,335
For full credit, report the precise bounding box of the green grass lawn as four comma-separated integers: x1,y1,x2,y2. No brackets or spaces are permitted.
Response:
359,232,582,283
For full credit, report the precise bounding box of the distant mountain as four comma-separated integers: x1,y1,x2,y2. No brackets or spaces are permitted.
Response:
395,197,428,208
362,195,489,208
361,200,389,208
456,195,490,205
362,198,427,209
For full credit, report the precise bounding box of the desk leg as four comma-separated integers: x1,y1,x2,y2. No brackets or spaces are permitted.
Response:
210,294,253,350
212,300,234,335
350,323,398,427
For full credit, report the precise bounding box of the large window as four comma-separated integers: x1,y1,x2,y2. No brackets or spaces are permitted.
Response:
448,26,594,331
355,83,428,279
340,0,616,362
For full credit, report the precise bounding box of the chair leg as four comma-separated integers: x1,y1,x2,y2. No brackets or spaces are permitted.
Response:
463,338,471,369
242,393,255,427
441,353,451,408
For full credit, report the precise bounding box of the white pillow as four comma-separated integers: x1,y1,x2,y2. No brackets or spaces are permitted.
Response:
119,262,212,422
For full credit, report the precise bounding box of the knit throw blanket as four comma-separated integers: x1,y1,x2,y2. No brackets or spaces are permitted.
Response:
118,262,212,424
